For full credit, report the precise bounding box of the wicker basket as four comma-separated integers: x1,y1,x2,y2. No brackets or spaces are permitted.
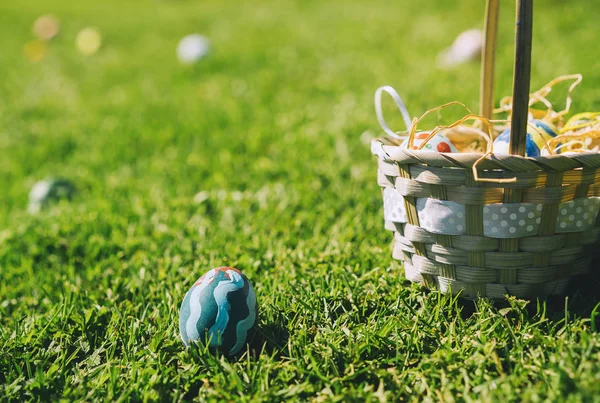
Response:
371,0,600,300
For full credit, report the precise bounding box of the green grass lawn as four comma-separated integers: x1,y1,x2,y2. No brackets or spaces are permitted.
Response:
2,0,600,401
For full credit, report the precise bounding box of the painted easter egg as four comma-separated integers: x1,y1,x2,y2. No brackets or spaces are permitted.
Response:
557,113,600,153
493,120,559,157
179,267,258,356
28,177,76,213
402,132,459,153
442,125,490,153
562,112,600,133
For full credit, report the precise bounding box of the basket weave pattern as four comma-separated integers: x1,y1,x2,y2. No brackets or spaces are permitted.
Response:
372,141,600,299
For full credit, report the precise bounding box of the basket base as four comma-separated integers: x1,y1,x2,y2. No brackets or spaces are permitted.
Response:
400,251,587,300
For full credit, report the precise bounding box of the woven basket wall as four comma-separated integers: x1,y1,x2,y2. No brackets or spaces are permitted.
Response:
372,141,600,299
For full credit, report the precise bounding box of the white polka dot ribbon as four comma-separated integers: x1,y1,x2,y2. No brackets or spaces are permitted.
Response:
483,203,542,238
383,187,407,223
416,198,465,235
555,197,600,233
412,197,600,238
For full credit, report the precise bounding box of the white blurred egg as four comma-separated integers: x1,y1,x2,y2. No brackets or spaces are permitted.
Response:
177,34,211,64
437,29,483,69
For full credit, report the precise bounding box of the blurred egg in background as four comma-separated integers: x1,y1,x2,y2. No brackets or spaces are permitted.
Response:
76,27,102,55
177,34,211,64
32,14,60,41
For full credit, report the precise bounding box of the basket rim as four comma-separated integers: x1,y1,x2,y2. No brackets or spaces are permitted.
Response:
371,137,600,172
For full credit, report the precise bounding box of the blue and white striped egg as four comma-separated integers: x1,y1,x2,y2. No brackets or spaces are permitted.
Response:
179,267,258,356
493,120,559,157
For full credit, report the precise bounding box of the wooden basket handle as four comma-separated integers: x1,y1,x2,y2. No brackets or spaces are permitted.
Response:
480,0,533,157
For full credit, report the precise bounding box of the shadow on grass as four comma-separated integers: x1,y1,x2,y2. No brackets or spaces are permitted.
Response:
547,267,600,322
181,319,290,363
455,266,600,329
179,323,290,401
249,321,290,359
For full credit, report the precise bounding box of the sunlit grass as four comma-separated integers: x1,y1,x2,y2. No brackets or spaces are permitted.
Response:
1,0,600,400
